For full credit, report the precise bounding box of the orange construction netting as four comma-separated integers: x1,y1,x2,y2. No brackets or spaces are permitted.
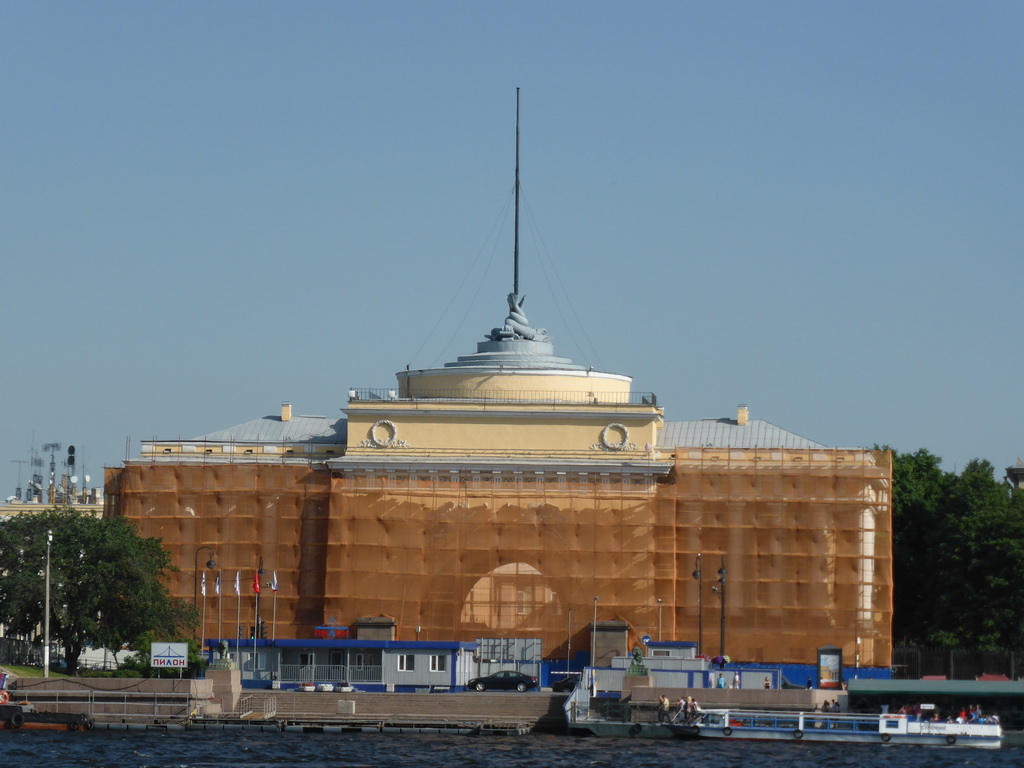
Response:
106,447,891,666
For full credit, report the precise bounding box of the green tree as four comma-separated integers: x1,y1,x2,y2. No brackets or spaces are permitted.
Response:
0,508,194,675
887,447,954,644
889,450,1024,649
939,460,1024,648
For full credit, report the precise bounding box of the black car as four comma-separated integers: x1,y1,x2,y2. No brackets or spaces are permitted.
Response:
552,673,581,692
467,670,538,692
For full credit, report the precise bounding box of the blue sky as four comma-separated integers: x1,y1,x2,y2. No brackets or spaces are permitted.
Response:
3,1,1022,498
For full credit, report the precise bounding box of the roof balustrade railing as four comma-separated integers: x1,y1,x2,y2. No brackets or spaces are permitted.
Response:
348,388,657,406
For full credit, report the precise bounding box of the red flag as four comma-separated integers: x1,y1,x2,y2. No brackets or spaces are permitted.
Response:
252,572,261,593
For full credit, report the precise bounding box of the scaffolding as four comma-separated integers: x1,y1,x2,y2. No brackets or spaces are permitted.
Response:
106,446,891,666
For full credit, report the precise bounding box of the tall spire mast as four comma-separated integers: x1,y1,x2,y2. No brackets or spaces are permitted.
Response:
513,87,521,296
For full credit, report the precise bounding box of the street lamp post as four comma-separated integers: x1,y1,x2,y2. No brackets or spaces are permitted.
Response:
254,557,266,645
591,596,598,666
717,557,727,658
44,530,52,678
691,554,703,657
657,598,663,641
193,546,217,639
567,607,572,672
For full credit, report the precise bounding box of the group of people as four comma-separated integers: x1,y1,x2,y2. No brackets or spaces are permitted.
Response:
715,672,742,689
954,705,999,724
656,694,702,724
819,699,842,713
891,703,999,724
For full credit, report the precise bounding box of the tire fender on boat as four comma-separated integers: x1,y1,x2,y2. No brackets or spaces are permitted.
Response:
629,723,642,737
69,721,80,731
880,733,890,743
722,726,732,736
946,735,956,745
793,729,803,740
9,712,24,729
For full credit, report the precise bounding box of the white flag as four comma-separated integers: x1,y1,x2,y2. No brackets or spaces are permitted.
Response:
215,572,221,596
201,571,206,597
271,571,279,593
234,570,241,595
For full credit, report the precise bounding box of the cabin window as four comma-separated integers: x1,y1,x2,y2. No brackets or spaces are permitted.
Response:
430,655,446,672
398,654,415,672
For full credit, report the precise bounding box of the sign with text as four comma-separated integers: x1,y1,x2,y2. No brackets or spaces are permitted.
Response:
151,642,188,668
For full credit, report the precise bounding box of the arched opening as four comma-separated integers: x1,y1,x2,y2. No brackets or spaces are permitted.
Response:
460,562,561,632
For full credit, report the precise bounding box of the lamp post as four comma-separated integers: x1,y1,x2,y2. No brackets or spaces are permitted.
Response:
44,530,52,678
254,556,266,645
657,598,663,641
591,596,598,666
193,546,217,639
567,607,572,672
691,554,703,657
717,557,727,658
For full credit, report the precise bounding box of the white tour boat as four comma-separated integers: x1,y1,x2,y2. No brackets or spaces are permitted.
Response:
668,708,1001,748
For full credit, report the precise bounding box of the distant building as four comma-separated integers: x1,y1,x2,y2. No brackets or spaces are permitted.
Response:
1005,458,1024,490
107,290,891,667
106,102,890,667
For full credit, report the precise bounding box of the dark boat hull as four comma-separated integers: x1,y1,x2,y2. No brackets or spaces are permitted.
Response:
0,704,93,732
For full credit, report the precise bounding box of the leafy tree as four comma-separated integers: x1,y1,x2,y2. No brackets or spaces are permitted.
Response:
887,447,954,644
0,508,194,675
940,460,1024,649
888,450,1024,650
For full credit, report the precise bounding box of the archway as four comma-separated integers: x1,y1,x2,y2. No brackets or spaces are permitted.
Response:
460,561,562,632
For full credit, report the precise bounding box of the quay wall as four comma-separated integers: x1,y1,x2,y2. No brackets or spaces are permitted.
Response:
9,676,570,731
11,677,210,723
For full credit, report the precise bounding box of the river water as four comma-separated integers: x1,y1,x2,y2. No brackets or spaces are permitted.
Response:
2,730,1022,768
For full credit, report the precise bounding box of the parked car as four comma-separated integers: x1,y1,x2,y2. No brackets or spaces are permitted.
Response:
467,670,538,692
552,673,581,692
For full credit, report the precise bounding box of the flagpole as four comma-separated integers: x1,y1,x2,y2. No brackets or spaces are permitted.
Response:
234,570,241,663
216,571,223,650
253,558,265,650
272,571,279,642
201,579,207,650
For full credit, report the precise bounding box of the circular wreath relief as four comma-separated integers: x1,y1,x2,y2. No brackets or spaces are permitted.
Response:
600,422,630,451
368,419,398,448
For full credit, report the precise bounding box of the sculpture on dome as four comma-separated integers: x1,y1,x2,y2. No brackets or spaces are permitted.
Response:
488,293,550,342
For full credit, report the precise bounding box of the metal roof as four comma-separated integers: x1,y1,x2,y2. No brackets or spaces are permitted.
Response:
848,678,1024,697
195,415,347,444
192,413,825,452
658,418,826,450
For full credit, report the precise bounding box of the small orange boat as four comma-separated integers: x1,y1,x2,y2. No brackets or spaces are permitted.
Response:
0,700,93,732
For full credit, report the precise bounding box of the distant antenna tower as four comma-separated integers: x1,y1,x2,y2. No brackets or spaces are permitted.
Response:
43,443,60,504
10,459,28,500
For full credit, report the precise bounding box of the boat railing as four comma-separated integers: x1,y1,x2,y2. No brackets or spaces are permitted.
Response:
704,709,888,734
702,708,1002,739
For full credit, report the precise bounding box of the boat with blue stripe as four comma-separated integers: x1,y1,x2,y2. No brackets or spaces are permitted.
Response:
669,708,1001,748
